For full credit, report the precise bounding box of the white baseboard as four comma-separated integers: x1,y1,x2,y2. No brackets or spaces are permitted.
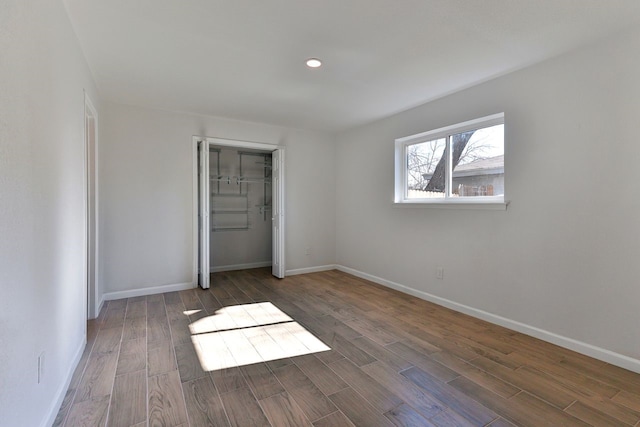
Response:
41,336,86,427
336,265,640,374
286,264,337,276
211,261,272,273
103,281,195,301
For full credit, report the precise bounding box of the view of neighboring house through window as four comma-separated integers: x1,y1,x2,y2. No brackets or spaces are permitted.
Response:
395,113,504,203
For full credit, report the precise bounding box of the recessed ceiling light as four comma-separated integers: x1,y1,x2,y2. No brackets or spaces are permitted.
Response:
306,58,322,68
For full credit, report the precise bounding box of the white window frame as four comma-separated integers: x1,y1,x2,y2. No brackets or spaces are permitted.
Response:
394,113,508,210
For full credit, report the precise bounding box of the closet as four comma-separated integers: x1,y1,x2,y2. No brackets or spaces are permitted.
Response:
209,147,272,269
195,137,285,289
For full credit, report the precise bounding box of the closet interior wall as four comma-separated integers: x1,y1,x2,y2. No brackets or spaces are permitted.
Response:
209,147,272,271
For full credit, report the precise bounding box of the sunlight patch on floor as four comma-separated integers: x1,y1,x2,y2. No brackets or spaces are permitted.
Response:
183,309,202,316
189,302,330,371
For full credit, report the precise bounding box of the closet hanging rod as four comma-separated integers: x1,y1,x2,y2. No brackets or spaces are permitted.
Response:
210,175,241,184
256,205,271,215
238,176,271,183
237,151,271,157
210,176,232,184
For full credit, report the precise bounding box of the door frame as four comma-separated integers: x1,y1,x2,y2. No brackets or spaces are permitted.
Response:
191,136,286,286
84,91,99,319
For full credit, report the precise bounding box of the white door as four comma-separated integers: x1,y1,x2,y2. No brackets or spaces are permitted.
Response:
198,141,211,288
272,149,285,278
85,98,98,319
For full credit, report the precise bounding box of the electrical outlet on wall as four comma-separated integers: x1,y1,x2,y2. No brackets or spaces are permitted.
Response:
436,267,444,280
305,247,311,256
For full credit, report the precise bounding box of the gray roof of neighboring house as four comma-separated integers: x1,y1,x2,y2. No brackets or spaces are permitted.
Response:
455,155,504,172
422,155,504,180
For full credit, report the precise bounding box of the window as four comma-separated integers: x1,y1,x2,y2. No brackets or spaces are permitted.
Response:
394,113,505,206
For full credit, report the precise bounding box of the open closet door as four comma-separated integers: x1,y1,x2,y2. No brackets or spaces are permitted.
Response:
272,149,285,278
198,140,211,289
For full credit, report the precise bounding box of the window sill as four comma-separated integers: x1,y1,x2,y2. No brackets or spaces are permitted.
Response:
393,200,509,210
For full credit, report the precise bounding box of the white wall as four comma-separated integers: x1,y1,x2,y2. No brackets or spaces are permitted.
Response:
0,0,101,426
101,103,336,295
335,27,640,370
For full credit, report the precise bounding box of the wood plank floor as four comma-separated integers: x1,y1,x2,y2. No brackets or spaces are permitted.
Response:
54,268,640,427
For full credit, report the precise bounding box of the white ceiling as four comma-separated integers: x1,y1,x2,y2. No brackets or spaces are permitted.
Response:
63,0,640,132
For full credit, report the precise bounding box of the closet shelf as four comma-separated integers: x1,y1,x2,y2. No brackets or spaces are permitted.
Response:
211,209,250,214
211,193,248,198
212,226,250,232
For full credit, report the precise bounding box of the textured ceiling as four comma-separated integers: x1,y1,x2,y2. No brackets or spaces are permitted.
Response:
63,0,640,132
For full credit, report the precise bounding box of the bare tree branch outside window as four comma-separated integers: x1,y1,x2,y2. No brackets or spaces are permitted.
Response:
407,128,504,192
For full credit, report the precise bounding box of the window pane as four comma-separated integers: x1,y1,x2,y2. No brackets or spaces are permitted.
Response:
451,124,504,198
406,138,446,199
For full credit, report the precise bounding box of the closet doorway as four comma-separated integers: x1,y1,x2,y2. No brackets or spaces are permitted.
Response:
192,137,285,289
